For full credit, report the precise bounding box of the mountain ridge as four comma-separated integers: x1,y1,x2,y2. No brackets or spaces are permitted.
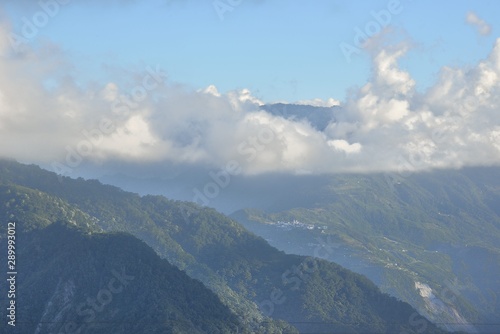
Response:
0,159,452,333
229,169,500,333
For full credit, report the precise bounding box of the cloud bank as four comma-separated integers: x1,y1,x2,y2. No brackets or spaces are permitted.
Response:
0,21,499,177
466,11,492,36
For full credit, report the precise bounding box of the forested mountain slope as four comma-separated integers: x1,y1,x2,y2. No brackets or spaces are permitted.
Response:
0,159,451,333
231,169,500,333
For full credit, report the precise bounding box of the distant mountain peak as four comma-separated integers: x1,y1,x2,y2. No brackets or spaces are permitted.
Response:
260,102,339,131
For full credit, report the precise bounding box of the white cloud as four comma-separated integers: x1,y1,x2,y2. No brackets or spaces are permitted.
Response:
99,114,160,160
466,11,492,36
0,21,500,176
198,84,221,97
328,140,362,154
294,98,340,107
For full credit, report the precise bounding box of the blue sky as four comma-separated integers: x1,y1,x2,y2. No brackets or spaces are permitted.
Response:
3,0,498,103
1,0,500,177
